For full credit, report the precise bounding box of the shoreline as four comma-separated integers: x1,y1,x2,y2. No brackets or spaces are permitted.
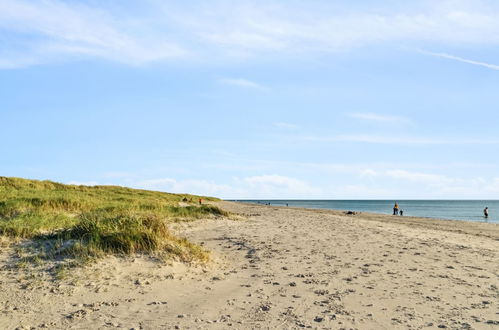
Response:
233,200,498,225
1,201,498,329
234,201,499,241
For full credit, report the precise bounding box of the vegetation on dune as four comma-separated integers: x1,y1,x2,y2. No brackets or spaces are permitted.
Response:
0,176,226,265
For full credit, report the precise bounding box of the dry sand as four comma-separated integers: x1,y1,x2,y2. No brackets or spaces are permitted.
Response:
1,201,498,329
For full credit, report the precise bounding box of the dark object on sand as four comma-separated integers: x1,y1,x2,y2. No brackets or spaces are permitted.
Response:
345,211,358,215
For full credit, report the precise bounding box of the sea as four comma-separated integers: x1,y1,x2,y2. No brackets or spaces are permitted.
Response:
234,200,499,224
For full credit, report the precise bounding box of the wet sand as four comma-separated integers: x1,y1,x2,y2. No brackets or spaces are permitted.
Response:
1,201,498,329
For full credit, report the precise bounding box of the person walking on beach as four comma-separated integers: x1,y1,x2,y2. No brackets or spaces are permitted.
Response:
393,202,399,215
484,207,489,218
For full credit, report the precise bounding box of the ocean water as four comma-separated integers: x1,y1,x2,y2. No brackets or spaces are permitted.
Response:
235,200,499,224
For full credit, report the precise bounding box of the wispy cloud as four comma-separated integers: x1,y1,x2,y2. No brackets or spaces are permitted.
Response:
274,122,298,130
300,134,499,145
219,78,266,90
0,0,187,67
349,113,412,124
178,1,499,57
3,1,499,68
419,50,499,71
0,57,37,70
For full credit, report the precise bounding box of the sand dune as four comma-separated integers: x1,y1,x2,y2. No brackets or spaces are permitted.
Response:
1,201,498,329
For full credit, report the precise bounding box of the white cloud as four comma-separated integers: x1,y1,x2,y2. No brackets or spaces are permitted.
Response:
419,50,499,71
67,180,99,186
3,1,499,68
242,174,321,197
0,0,187,67
135,175,321,199
219,78,266,90
134,171,495,200
349,113,412,124
136,178,239,197
76,162,499,199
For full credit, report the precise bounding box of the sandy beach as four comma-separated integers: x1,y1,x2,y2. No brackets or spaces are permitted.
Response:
1,201,498,329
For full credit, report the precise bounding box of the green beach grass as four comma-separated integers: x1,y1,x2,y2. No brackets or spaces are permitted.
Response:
0,176,227,265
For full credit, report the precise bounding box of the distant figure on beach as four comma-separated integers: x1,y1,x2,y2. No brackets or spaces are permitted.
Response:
286,203,289,207
199,198,202,205
393,202,399,215
484,207,489,218
400,210,404,216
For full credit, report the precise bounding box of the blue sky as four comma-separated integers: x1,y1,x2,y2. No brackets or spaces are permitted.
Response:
1,0,499,199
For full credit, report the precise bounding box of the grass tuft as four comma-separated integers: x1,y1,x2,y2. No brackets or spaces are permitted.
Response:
0,176,224,266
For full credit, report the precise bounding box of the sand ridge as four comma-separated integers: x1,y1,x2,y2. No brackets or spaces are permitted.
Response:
1,201,498,329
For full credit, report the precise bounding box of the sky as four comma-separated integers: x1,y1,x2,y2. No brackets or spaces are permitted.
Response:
1,0,499,199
